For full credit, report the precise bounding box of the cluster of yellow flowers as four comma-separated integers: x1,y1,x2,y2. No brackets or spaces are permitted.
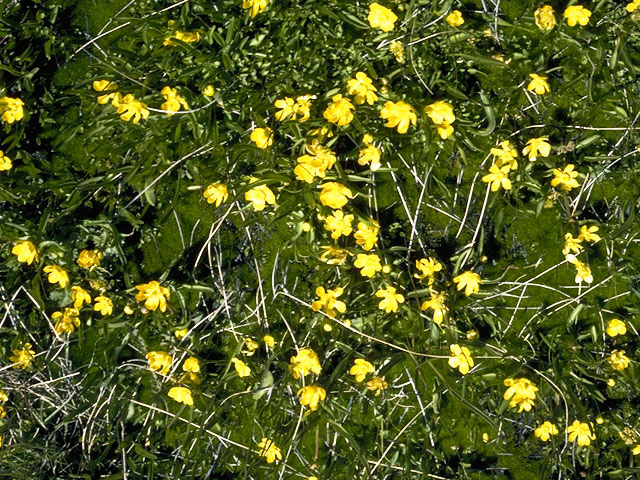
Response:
160,86,189,115
92,80,149,124
145,349,202,406
163,20,200,46
503,377,538,412
0,96,25,124
424,101,456,140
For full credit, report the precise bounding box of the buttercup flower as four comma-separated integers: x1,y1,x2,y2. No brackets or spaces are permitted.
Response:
380,100,417,134
562,233,584,256
175,328,188,340
243,338,259,356
551,164,580,191
231,357,251,377
453,271,481,296
534,5,556,30
243,0,269,18
146,351,173,375
366,376,388,395
202,85,215,97
527,73,550,95
446,10,464,27
349,358,375,382
295,143,337,183
71,286,91,308
323,210,354,239
578,225,600,242
354,253,382,277
93,296,113,316
263,335,275,348
358,143,382,171
290,348,322,379
135,280,171,312
565,254,593,284
250,127,273,149
534,421,559,442
608,350,630,371
490,140,519,170
168,386,193,406
375,286,405,313
318,182,353,209
53,307,80,335
12,240,38,265
0,150,11,171
0,390,7,402
92,80,120,105
257,438,282,463
436,122,454,139
448,344,474,375
567,420,595,446
163,22,200,46
482,164,512,192
274,97,296,121
414,257,443,283
354,220,379,251
312,286,346,317
117,94,149,123
347,72,378,105
523,137,551,161
203,182,229,207
43,265,69,288
323,94,355,127
319,245,350,265
297,385,326,411
0,96,25,123
564,5,591,26
606,319,626,337
389,40,404,63
628,0,640,12
77,249,102,269
421,290,448,325
503,377,538,412
10,343,35,369
160,86,189,115
183,357,200,373
245,178,276,211
294,95,314,122
368,3,398,32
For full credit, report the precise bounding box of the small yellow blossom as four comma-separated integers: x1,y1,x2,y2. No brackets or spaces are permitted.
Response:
116,94,149,123
168,386,193,406
257,438,282,463
203,182,229,207
490,140,519,170
564,5,591,26
606,319,626,337
534,421,559,442
274,97,296,121
318,182,353,209
52,307,80,335
297,385,326,411
446,10,464,27
0,390,8,403
323,94,355,127
312,286,346,317
324,210,354,239
527,73,550,95
124,305,134,315
243,0,269,18
163,25,200,46
453,270,481,296
425,101,456,125
146,351,173,375
77,249,102,269
295,143,337,183
175,328,188,340
534,5,556,30
607,378,616,387
349,358,375,382
368,2,398,32
414,257,443,283
93,296,113,316
245,178,276,211
565,254,593,284
302,222,312,232
202,85,215,97
243,338,259,356
466,329,479,340
632,444,640,455
628,0,640,12
354,253,382,277
578,225,600,243
551,164,580,191
420,290,447,325
290,348,322,379
12,240,38,265
353,220,379,251
609,350,630,371
358,144,382,171
380,100,417,134
263,335,275,348
347,72,378,105
43,265,69,288
294,94,314,122
160,86,189,115
0,96,25,123
318,245,350,265
523,137,551,161
0,405,5,419
448,344,474,374
0,150,12,171
10,343,35,369
135,280,171,312
231,357,251,377
389,40,404,63
436,122,454,139
183,357,200,373
375,286,405,313
503,377,538,412
567,420,595,446
366,376,388,395
482,164,512,192
250,127,274,149
562,233,584,256
93,80,120,105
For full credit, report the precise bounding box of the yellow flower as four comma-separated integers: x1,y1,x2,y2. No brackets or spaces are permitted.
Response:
564,5,591,26
257,438,282,463
163,25,200,46
231,357,251,377
318,182,353,209
69,286,91,309
567,420,595,446
263,335,275,348
168,386,193,406
366,376,388,395
297,385,326,411
534,421,559,442
52,307,80,334
375,286,405,313
420,290,447,325
482,164,512,192
503,377,538,412
565,254,593,284
414,257,442,283
250,127,274,149
367,2,398,32
243,338,259,356
389,40,404,63
628,0,640,12
9,343,35,369
202,84,215,97
93,295,113,316
274,97,296,121
453,270,481,296
527,73,550,95
77,249,102,269
354,253,382,277
294,95,314,122
358,144,382,171
607,378,616,387
446,10,464,27
380,100,417,134
522,137,551,161
312,286,347,317
608,350,630,371
183,357,200,373
160,86,189,116
347,72,378,105
295,143,337,183
175,328,188,340
0,390,8,403
0,96,25,123
135,280,171,312
448,344,474,375
324,210,354,239
466,329,479,340
116,94,149,123
243,0,269,17
349,358,375,382
436,122,454,140
245,178,276,211
290,348,322,379
353,221,379,251
11,240,38,265
146,351,173,375
203,182,229,207
318,245,350,265
534,5,556,31
562,233,584,256
0,405,5,420
323,94,355,127
425,101,455,124
606,319,626,337
490,140,519,170
92,80,120,105
632,444,640,455
0,150,11,171
43,265,69,288
578,225,600,242
551,164,580,191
